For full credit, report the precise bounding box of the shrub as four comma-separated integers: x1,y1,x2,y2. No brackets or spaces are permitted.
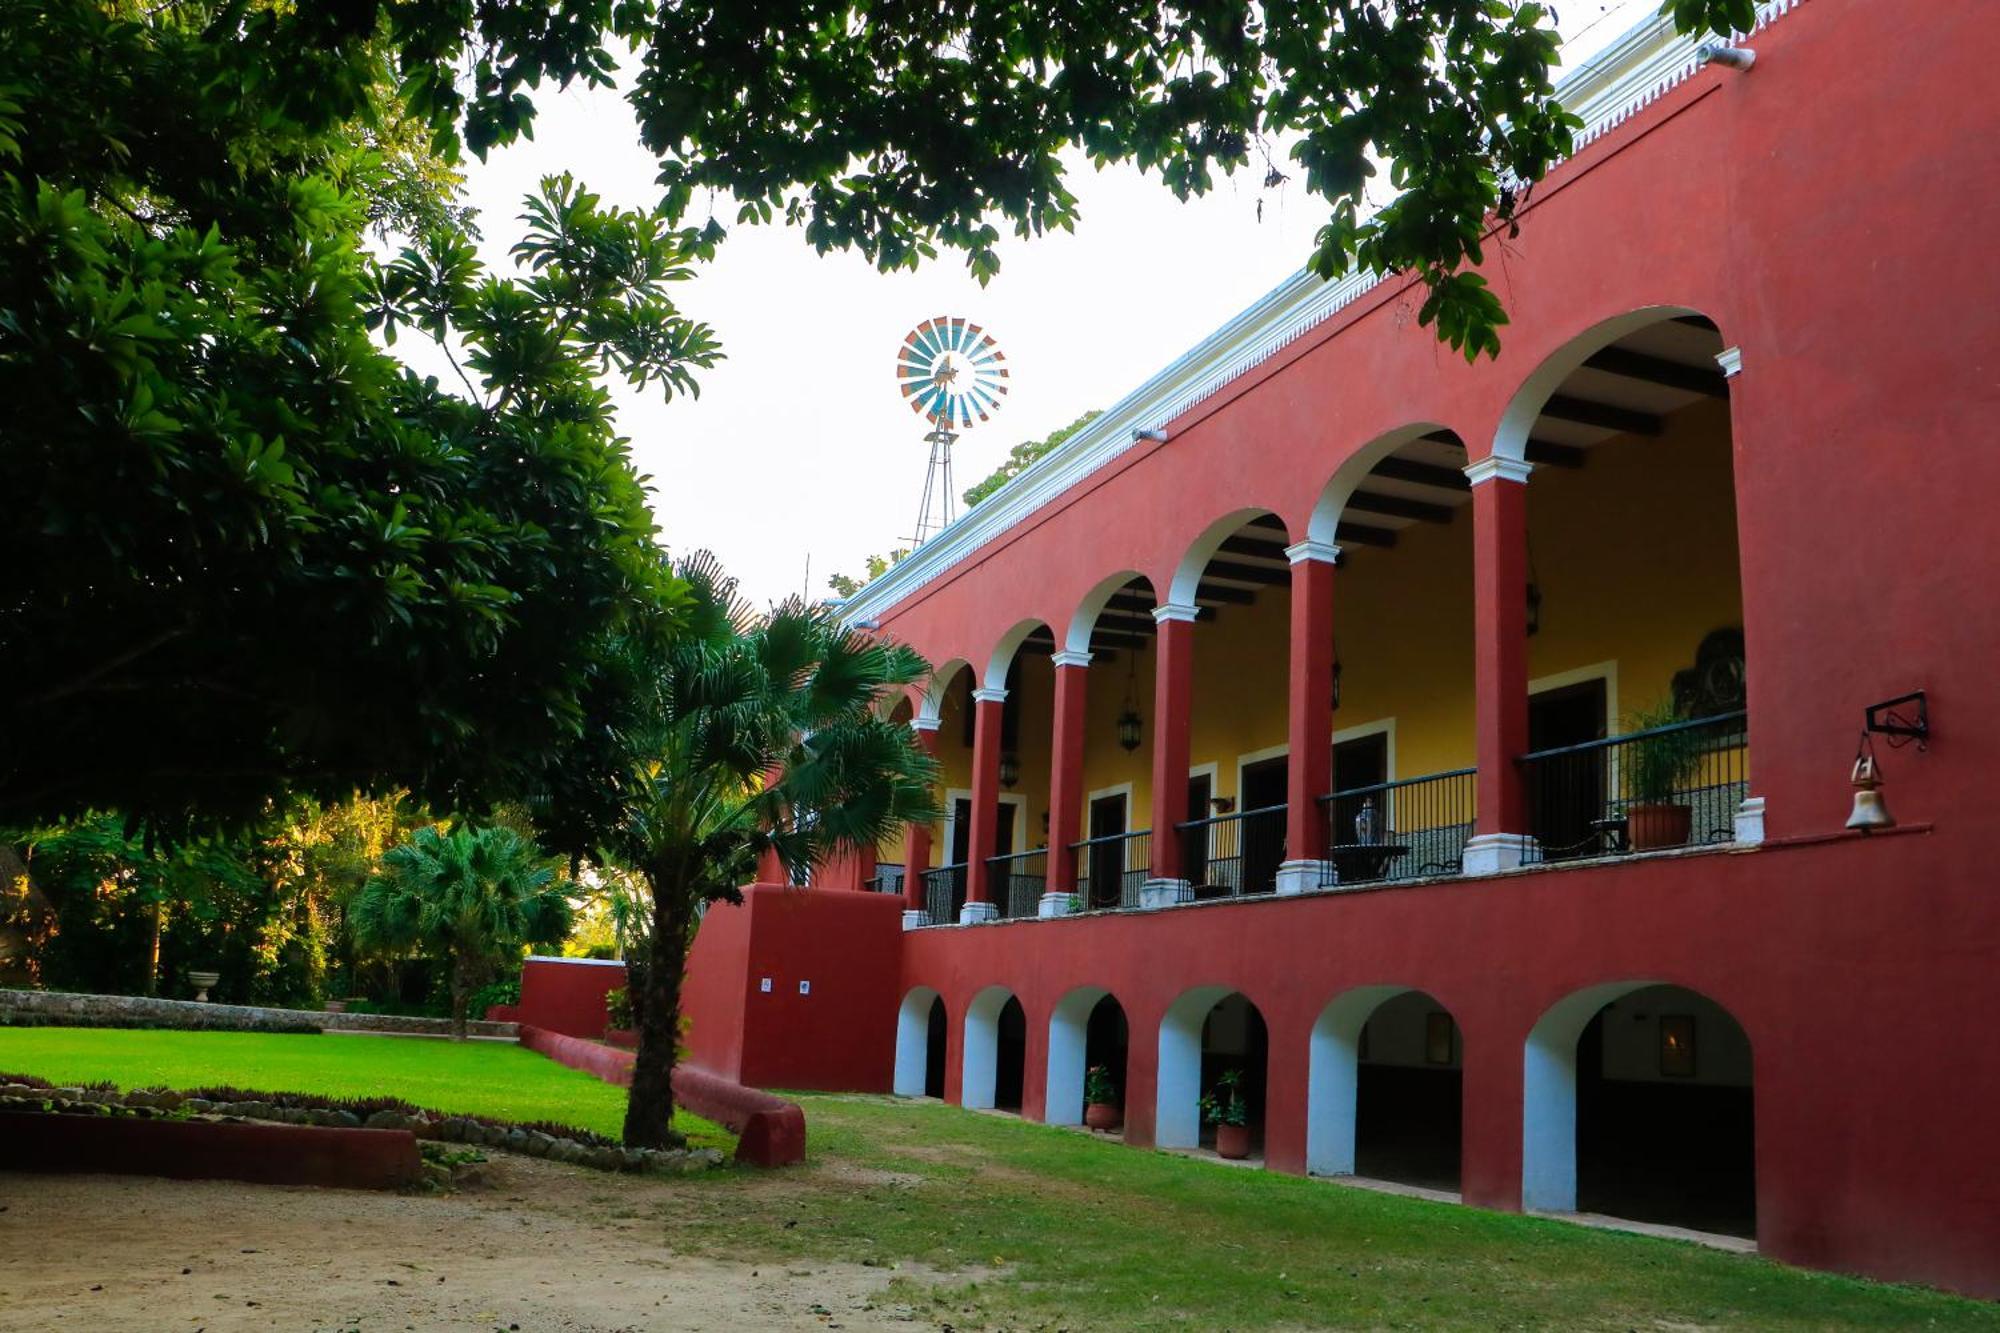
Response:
1083,1065,1119,1107
605,986,634,1031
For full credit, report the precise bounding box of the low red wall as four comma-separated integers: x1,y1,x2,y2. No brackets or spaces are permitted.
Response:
0,1112,420,1190
517,956,627,1038
517,1024,805,1167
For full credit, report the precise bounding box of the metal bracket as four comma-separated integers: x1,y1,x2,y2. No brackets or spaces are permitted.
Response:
1865,691,1929,750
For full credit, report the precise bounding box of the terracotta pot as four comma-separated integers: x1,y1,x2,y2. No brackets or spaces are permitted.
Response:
1084,1102,1123,1131
1214,1122,1252,1160
1628,802,1693,851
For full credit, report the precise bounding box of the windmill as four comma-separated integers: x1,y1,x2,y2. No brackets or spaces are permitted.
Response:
897,317,1008,546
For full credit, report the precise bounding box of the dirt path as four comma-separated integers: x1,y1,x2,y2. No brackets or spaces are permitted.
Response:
0,1157,930,1332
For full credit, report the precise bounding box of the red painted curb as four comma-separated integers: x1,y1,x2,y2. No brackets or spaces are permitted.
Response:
517,1024,806,1168
0,1112,421,1190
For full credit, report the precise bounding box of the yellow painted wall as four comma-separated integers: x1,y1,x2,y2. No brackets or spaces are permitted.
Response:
1527,398,1742,728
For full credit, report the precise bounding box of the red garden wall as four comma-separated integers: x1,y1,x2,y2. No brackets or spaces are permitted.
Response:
0,1112,421,1190
517,956,627,1039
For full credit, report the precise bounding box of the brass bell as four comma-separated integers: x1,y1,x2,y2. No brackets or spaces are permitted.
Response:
1846,743,1895,831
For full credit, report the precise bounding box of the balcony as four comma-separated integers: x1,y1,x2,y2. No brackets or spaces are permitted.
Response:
1315,768,1478,888
1519,711,1748,864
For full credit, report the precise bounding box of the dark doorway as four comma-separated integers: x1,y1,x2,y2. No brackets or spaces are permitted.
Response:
1086,792,1128,909
1199,994,1270,1154
1575,991,1756,1237
1184,770,1214,887
1329,730,1389,847
1354,993,1463,1191
1239,756,1288,895
924,997,947,1099
1085,995,1129,1112
1528,678,1607,860
995,997,1027,1112
950,797,1018,863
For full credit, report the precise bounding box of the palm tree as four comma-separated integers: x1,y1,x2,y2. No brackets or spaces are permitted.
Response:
599,552,939,1149
351,824,571,1039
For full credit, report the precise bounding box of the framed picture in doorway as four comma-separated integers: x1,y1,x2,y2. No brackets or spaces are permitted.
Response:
1659,1014,1697,1077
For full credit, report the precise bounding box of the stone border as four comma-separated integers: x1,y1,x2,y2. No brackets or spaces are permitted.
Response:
0,1081,723,1177
0,988,517,1039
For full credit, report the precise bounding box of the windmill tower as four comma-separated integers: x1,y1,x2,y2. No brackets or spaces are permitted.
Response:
897,317,1008,546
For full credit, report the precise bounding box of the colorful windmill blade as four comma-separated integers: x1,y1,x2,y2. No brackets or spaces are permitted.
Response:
897,316,1009,430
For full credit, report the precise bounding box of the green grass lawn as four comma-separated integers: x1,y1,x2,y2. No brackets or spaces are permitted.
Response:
0,1026,732,1153
651,1095,1999,1331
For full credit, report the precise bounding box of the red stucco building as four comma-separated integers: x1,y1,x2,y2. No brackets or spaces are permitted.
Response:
675,0,2000,1299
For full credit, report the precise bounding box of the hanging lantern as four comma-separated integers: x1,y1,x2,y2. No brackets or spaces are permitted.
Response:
1116,651,1143,753
1331,650,1343,712
998,751,1020,789
1845,733,1895,831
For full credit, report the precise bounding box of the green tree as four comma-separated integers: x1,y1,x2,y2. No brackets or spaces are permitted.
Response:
581,554,940,1148
963,411,1103,509
350,825,572,1039
0,6,709,839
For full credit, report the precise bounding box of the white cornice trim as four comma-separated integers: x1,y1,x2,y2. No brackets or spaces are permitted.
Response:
1153,603,1202,624
1050,650,1093,668
1716,346,1744,377
1285,539,1342,567
841,0,1810,626
1464,456,1536,487
911,717,941,733
971,687,1009,704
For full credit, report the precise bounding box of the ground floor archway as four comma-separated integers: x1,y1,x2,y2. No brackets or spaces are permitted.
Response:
1308,986,1461,1190
894,987,946,1098
1045,987,1129,1130
1157,988,1267,1158
1526,982,1754,1236
964,986,1026,1112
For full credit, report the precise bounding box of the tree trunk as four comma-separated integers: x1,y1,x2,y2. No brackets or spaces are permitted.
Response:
450,953,470,1041
623,880,692,1150
144,897,162,997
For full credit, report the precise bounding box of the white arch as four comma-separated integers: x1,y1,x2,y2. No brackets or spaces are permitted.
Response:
1306,424,1455,546
1304,984,1414,1176
1167,509,1288,608
917,658,971,726
1155,985,1234,1148
1064,571,1152,656
1045,985,1114,1126
1521,979,1663,1211
1491,305,1710,464
983,619,1051,692
962,984,1017,1110
894,986,943,1097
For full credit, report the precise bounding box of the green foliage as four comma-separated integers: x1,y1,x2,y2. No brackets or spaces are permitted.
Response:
468,977,521,1015
827,550,911,600
0,4,709,840
1622,697,1707,805
1200,1068,1248,1126
605,986,635,1031
575,552,941,1145
350,824,571,1037
962,411,1102,509
1083,1064,1120,1107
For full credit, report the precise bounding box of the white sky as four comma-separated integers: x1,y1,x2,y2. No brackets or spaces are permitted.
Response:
430,2,1652,605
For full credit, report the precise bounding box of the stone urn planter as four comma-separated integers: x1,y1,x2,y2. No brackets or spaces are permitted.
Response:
323,998,349,1014
1215,1122,1252,1161
187,970,221,1003
1084,1102,1123,1132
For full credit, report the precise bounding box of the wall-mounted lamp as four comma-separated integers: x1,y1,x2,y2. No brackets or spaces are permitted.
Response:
1698,42,1756,71
1846,691,1930,832
998,751,1021,789
1133,428,1170,443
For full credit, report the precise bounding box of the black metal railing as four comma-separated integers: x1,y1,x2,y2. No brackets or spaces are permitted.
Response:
1177,804,1287,900
866,863,906,896
1316,767,1477,887
983,848,1048,920
1070,830,1151,911
921,863,967,922
1518,711,1748,864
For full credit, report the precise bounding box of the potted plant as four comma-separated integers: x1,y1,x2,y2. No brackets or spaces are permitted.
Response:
1199,1069,1251,1160
1623,697,1707,850
1083,1065,1122,1131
